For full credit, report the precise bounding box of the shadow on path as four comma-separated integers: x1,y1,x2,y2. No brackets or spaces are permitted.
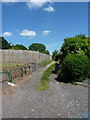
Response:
52,62,70,83
52,63,60,74
53,63,90,85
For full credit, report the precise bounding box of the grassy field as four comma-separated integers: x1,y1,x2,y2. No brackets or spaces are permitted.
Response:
37,63,55,91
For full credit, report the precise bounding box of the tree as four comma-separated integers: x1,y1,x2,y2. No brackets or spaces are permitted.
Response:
0,37,11,49
60,35,89,58
76,33,86,39
52,50,58,60
28,43,46,52
41,50,50,55
11,44,27,50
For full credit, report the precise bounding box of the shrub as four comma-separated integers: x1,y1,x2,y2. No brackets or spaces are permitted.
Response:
58,54,88,82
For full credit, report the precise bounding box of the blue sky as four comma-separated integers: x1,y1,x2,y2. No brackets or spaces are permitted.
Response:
2,2,88,54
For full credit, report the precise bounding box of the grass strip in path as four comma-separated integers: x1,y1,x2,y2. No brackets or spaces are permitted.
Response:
37,63,55,91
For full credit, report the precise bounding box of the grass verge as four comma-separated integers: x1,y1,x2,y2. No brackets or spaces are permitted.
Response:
37,63,55,91
40,60,53,67
1,63,26,71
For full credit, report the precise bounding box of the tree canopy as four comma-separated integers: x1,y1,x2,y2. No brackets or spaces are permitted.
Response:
75,33,86,39
28,43,46,52
0,38,50,55
0,37,11,49
60,34,90,58
41,50,50,55
52,50,58,60
11,44,27,50
28,43,50,55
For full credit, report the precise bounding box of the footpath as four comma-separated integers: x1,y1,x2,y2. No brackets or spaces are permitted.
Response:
2,61,88,118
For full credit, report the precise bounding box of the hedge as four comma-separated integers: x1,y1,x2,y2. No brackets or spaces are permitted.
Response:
58,54,89,82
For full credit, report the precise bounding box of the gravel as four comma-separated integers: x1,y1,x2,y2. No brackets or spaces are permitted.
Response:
2,63,88,118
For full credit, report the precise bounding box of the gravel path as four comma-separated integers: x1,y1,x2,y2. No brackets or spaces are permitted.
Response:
2,62,88,118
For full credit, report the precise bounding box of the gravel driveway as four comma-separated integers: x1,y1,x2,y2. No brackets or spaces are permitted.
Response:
2,63,88,118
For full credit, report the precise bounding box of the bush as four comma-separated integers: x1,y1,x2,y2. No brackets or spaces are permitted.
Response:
58,54,89,82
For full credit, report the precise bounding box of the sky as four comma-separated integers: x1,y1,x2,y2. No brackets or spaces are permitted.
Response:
1,1,88,54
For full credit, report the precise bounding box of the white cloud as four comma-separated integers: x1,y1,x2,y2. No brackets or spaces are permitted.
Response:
0,0,18,2
42,30,51,36
20,29,36,38
0,0,52,2
43,5,55,12
3,32,12,36
26,0,52,10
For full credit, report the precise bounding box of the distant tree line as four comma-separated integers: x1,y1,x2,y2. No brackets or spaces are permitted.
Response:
0,37,50,55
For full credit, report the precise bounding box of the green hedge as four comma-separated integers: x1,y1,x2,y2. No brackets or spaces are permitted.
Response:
58,54,89,82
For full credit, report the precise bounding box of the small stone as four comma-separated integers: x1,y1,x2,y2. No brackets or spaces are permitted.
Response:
36,116,38,118
67,104,69,107
69,101,72,104
58,114,60,116
44,100,46,102
57,82,59,84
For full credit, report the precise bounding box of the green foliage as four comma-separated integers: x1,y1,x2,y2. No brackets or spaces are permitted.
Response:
40,60,53,67
28,43,50,55
41,50,50,55
61,35,89,58
52,50,63,61
0,37,11,49
11,44,27,50
52,50,58,59
28,43,46,52
37,63,55,91
76,33,86,39
55,53,62,61
58,54,88,82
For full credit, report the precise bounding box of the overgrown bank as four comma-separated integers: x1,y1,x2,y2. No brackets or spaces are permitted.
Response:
40,60,53,67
